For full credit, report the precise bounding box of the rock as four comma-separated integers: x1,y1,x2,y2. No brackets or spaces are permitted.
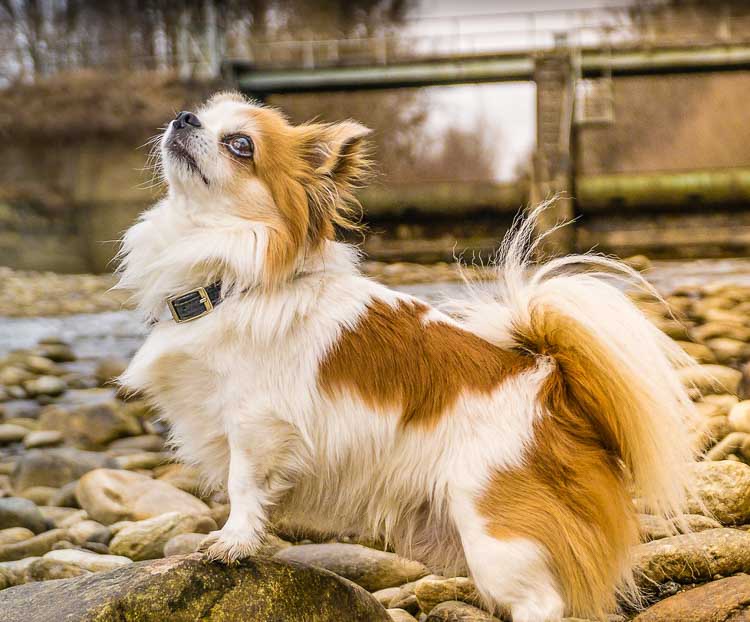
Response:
0,400,40,420
0,529,69,562
154,463,204,497
18,486,57,506
686,461,750,524
275,543,429,592
679,364,742,396
26,556,92,581
38,401,141,449
373,586,402,608
676,341,716,364
704,432,749,461
109,512,216,561
113,452,172,470
94,357,128,386
108,434,164,452
47,481,81,508
21,356,61,376
633,528,750,585
693,321,750,344
624,255,652,272
0,565,14,589
387,610,418,622
0,556,39,585
729,401,750,434
634,574,750,621
638,513,722,541
0,528,34,546
40,507,87,529
415,577,482,614
162,532,206,557
22,430,62,449
76,469,211,525
0,553,391,621
694,415,731,452
40,549,131,573
34,343,75,363
11,448,116,492
0,498,47,533
0,367,33,386
706,338,750,365
22,376,66,398
68,520,111,545
0,424,28,444
425,601,499,622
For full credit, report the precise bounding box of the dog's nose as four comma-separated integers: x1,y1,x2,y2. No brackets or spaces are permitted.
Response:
173,111,202,130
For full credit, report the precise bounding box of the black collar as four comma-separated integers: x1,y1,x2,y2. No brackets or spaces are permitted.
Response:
166,281,223,323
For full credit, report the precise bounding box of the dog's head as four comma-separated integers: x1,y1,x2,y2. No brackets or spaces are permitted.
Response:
160,92,371,285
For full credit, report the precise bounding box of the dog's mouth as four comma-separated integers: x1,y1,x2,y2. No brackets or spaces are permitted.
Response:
166,139,209,186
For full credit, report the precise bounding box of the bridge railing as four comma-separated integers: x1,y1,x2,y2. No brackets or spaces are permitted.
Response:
233,5,750,70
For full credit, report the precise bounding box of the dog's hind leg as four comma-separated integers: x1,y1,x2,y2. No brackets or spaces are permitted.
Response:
451,494,565,622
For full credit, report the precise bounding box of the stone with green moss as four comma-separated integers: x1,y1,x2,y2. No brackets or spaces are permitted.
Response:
0,552,391,621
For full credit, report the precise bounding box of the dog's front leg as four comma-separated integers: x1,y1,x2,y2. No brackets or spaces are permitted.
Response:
202,416,304,563
203,434,271,563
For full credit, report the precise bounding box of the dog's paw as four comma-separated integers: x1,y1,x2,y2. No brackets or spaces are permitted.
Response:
200,528,260,564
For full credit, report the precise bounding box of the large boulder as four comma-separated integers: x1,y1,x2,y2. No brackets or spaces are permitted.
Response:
0,553,391,621
275,543,429,591
10,448,116,493
634,574,750,621
686,461,750,524
75,469,210,525
633,528,750,585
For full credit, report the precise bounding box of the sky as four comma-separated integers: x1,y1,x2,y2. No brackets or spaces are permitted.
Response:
408,0,636,180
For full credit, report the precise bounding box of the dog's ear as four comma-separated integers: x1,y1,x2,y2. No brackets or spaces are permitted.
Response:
297,121,372,240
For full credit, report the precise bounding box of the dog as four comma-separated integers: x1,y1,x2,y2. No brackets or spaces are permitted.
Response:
117,92,697,621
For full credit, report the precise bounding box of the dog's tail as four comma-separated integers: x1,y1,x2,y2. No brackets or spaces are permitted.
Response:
449,203,698,613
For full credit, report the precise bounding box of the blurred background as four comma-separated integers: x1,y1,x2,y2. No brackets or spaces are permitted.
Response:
1,0,750,271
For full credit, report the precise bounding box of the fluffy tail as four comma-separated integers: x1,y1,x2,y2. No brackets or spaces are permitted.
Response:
449,203,698,613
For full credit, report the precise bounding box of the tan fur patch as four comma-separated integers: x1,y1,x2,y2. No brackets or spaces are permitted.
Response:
319,299,533,427
477,353,639,618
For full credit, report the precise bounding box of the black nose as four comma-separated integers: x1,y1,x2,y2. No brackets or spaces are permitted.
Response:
173,111,202,130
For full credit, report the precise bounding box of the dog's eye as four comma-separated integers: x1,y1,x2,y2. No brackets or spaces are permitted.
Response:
226,135,254,158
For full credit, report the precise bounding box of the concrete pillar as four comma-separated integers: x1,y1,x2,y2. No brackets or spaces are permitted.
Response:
533,51,576,254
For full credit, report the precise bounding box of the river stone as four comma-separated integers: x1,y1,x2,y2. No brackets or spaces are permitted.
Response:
679,364,742,395
94,357,128,386
0,528,69,562
108,434,164,452
704,432,748,461
415,577,482,613
0,424,28,444
638,514,721,541
68,520,111,545
686,460,750,524
0,553,391,621
113,451,172,470
706,338,750,365
0,497,47,533
163,532,206,557
34,343,75,363
109,512,216,561
676,341,716,364
693,321,750,343
155,463,204,496
38,401,141,449
11,448,116,493
23,376,66,398
634,574,750,621
633,528,750,585
0,367,33,386
387,610,418,622
19,486,57,506
275,543,429,591
0,528,34,547
22,430,63,449
27,556,92,581
0,564,14,589
40,549,131,573
425,601,499,622
76,469,211,525
728,401,750,434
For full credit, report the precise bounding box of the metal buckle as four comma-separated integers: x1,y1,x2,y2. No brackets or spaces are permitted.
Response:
167,287,214,323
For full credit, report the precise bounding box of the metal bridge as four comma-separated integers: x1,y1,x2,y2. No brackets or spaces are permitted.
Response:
226,5,750,256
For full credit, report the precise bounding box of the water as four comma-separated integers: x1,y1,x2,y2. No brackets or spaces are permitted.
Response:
2,258,750,360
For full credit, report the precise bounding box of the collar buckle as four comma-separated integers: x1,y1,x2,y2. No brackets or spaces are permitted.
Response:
167,286,215,323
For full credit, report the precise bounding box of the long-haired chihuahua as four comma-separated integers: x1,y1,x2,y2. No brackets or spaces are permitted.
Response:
117,92,696,621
